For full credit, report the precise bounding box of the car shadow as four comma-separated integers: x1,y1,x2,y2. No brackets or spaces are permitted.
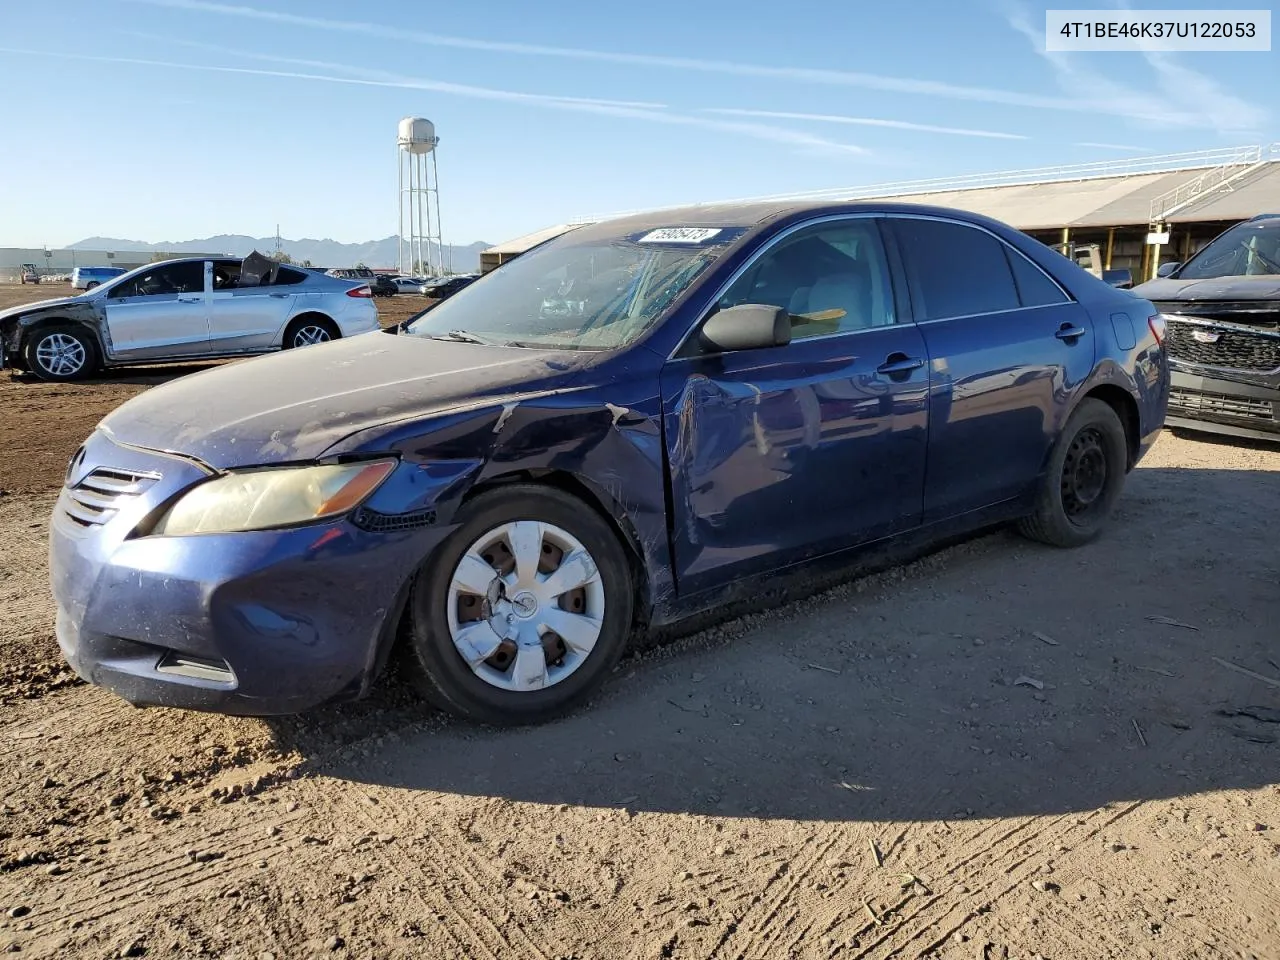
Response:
263,462,1280,824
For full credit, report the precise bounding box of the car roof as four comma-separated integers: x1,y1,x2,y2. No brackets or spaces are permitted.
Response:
562,199,1022,244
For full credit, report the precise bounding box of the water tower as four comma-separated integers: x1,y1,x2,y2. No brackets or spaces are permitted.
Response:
397,117,447,276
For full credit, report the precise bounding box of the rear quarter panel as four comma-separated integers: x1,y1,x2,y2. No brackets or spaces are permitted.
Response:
957,213,1168,460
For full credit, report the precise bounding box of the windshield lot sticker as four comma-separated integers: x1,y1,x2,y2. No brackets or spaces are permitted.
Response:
637,228,723,244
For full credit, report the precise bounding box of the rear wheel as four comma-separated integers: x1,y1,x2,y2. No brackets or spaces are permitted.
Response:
1018,398,1128,547
85,281,99,290
284,316,339,349
24,325,98,382
405,485,633,725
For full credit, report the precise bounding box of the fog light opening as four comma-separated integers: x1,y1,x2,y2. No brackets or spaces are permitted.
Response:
155,651,236,684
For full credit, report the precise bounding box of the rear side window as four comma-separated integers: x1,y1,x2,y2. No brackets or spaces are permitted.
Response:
1005,248,1070,307
892,218,1020,321
274,267,307,285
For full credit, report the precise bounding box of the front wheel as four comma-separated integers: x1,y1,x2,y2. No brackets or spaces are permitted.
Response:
24,326,98,382
405,485,634,725
1017,398,1128,547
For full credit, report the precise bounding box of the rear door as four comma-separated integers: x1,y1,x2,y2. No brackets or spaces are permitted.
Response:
102,261,210,360
884,215,1095,521
208,259,299,352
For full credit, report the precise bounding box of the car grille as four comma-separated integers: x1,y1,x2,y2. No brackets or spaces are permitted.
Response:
1164,320,1280,373
63,467,161,527
1169,389,1275,423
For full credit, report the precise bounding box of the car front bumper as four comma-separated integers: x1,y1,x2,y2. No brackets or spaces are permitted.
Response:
50,430,448,715
1167,368,1280,443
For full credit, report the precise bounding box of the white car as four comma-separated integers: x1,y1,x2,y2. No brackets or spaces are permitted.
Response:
391,276,429,294
0,253,381,382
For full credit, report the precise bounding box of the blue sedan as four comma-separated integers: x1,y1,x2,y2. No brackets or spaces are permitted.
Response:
49,202,1170,724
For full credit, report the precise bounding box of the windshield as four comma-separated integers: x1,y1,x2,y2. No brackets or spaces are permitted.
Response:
1177,218,1280,280
404,226,747,349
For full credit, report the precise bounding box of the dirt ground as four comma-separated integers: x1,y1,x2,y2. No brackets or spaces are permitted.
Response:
1,282,1277,960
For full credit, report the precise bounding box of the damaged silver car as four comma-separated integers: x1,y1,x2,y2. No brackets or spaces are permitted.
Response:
1,252,381,382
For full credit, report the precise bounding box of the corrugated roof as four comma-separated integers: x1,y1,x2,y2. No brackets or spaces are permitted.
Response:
867,161,1280,229
487,153,1280,255
482,223,583,256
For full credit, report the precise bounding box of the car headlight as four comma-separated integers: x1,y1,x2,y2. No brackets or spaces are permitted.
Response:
150,460,396,536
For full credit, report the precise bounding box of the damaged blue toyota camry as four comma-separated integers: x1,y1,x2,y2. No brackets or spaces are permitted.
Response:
50,201,1170,724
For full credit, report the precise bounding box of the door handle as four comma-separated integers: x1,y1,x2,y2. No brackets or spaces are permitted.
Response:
876,354,925,375
269,293,290,298
1055,324,1087,341
177,296,201,303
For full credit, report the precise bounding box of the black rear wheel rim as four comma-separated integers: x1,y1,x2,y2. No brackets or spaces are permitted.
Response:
1060,426,1108,521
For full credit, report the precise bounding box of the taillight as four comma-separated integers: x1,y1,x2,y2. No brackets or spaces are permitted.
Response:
1147,313,1165,345
347,285,372,298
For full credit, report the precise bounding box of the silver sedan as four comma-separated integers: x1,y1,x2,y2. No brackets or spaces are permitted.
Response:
0,254,381,381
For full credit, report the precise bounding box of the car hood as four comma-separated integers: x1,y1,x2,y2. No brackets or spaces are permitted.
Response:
1133,276,1280,302
99,332,595,469
0,294,90,320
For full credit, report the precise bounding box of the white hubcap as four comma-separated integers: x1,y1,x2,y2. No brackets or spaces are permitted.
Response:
447,520,605,692
36,333,86,377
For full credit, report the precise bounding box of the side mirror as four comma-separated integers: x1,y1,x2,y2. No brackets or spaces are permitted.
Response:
699,303,790,353
1156,261,1181,279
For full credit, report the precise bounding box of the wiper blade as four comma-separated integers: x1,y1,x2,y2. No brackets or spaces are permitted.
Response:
427,330,492,344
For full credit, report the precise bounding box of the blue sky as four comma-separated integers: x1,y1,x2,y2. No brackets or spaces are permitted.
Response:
0,0,1270,247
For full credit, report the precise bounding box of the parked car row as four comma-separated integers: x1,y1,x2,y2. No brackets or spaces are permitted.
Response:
0,251,380,380
46,201,1172,727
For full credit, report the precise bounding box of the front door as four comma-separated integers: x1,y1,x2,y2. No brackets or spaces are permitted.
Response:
884,216,1098,522
208,259,298,352
660,216,930,596
103,260,210,360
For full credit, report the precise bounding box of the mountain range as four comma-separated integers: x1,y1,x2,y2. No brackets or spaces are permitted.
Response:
68,235,493,272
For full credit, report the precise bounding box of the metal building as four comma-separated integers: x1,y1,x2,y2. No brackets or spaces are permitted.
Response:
481,143,1280,281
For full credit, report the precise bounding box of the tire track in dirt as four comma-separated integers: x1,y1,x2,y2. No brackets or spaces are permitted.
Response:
295,777,544,960
704,827,845,960
861,802,1149,958
21,807,313,952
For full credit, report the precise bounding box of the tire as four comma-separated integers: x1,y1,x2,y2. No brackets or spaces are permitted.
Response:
405,484,634,725
85,281,99,290
1017,398,1128,547
23,325,98,382
283,316,339,349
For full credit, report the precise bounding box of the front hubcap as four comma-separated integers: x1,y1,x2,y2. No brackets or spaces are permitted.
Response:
294,325,330,346
35,334,86,377
1061,426,1108,519
447,520,604,692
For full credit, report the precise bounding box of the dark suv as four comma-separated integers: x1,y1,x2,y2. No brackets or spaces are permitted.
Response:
1133,214,1280,442
327,267,397,297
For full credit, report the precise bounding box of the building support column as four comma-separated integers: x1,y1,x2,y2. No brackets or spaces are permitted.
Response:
1104,227,1115,270
1060,227,1070,255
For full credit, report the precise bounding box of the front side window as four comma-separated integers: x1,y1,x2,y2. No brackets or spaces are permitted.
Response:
1177,218,1280,279
712,219,896,339
111,261,205,299
405,227,746,350
893,219,1020,321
